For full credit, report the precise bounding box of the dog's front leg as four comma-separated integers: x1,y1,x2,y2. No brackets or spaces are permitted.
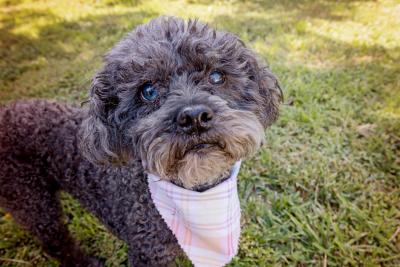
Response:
126,226,182,267
127,242,180,267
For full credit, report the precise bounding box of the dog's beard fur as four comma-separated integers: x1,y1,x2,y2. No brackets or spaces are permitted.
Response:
134,94,264,190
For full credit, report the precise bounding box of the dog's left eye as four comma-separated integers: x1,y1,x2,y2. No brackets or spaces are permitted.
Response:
141,83,159,102
209,71,225,85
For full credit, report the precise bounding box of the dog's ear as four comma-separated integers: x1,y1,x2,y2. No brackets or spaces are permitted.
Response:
79,68,126,165
258,65,283,126
247,52,283,127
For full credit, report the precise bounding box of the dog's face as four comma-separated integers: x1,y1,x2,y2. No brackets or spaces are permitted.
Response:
79,17,282,190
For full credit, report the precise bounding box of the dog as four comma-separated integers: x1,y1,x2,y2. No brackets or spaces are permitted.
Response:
0,16,282,266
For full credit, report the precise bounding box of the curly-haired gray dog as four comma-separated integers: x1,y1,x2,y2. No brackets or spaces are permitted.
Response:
0,16,282,266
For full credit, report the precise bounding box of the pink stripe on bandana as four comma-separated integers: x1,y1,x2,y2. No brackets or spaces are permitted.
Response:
147,161,242,267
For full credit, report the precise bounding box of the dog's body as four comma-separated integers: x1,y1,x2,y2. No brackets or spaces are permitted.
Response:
0,17,282,266
0,100,180,266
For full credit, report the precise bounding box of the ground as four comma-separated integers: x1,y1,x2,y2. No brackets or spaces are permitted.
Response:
0,0,399,266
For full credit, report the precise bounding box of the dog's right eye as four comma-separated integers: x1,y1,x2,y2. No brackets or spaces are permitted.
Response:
140,83,159,102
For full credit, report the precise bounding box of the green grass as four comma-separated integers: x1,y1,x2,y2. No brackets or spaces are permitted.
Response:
0,0,399,266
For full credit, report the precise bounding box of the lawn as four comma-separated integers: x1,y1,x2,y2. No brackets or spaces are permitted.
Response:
0,0,399,266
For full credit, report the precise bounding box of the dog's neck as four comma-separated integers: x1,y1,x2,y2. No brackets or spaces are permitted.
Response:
146,161,242,266
163,166,234,192
144,161,240,192
189,169,232,192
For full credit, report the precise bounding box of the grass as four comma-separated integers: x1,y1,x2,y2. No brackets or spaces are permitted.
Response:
0,0,399,266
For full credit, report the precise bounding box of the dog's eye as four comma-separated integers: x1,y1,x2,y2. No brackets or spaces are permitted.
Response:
209,71,225,85
141,83,159,102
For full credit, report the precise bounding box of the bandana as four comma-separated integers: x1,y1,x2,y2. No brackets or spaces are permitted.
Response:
147,161,242,267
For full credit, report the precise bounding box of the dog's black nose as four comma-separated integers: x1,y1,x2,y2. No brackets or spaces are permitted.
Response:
177,105,214,134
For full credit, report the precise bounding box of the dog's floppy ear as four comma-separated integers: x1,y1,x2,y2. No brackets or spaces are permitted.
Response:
257,64,283,126
79,68,125,165
247,51,283,127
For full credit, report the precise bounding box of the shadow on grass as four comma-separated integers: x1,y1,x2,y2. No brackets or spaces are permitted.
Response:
0,4,159,102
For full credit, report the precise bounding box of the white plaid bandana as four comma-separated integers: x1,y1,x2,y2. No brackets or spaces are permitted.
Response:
147,161,242,267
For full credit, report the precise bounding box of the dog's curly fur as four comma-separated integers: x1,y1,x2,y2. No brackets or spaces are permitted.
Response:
0,16,282,266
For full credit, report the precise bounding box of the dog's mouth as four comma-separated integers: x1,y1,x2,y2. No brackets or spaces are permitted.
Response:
191,143,215,150
184,142,223,155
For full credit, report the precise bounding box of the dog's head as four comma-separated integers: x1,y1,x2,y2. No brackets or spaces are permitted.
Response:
79,16,282,190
